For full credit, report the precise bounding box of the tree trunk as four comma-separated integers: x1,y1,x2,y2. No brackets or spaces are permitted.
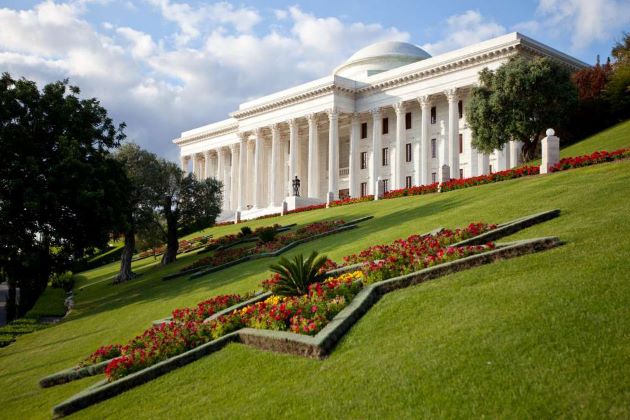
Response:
161,216,179,265
522,139,538,162
115,230,137,283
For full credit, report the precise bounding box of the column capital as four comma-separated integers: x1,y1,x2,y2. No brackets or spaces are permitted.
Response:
270,123,280,134
288,118,297,129
203,150,212,158
392,101,406,114
326,107,339,120
418,95,432,109
306,113,319,126
444,88,459,103
351,112,360,124
237,131,248,142
229,143,237,152
370,107,381,118
253,127,262,138
180,154,191,161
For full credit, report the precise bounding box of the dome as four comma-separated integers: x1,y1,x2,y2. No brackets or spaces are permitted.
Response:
334,41,431,80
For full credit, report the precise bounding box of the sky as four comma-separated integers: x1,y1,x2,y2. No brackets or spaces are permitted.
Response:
1,0,629,161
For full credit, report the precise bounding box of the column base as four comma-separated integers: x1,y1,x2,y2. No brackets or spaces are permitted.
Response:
285,196,326,211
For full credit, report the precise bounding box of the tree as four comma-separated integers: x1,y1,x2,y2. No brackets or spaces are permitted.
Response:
155,163,222,265
0,73,128,317
466,57,578,161
606,33,630,120
113,144,163,283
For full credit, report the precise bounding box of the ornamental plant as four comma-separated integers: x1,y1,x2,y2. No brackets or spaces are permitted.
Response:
269,251,329,296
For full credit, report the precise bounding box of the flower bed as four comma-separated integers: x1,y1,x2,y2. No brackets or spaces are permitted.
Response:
83,220,499,382
180,220,346,272
549,148,630,172
136,235,212,259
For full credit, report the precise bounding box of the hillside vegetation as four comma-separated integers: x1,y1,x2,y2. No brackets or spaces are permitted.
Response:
0,123,628,419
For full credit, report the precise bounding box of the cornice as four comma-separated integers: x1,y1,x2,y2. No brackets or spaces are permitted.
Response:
173,123,238,146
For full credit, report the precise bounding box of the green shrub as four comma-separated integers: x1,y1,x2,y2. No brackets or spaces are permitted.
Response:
50,271,74,292
257,227,277,243
269,251,329,296
240,226,252,236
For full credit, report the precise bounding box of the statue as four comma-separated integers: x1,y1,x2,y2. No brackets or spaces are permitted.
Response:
292,176,301,197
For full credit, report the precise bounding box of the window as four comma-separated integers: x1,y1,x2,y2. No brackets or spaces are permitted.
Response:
382,147,389,166
382,117,389,135
405,143,412,162
459,133,463,154
430,106,436,124
431,138,437,158
459,168,464,179
339,188,349,200
431,172,437,183
360,151,368,169
489,164,493,173
405,176,412,188
361,122,367,139
405,112,412,130
360,182,368,197
382,178,389,193
458,100,463,119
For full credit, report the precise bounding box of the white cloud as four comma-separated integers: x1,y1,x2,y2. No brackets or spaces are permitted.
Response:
421,10,506,55
516,0,630,50
0,1,410,160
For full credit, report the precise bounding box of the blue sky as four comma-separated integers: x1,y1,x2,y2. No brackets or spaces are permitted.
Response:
1,0,628,160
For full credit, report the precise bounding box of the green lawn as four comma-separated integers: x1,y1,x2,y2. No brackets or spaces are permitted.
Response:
561,119,630,157
1,125,629,419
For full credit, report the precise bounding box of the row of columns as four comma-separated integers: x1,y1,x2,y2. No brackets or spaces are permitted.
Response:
180,87,523,212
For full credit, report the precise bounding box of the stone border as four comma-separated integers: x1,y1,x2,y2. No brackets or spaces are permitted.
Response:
52,235,561,417
162,216,373,281
40,359,111,388
196,224,297,255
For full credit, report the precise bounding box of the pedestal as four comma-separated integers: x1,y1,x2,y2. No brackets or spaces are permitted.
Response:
284,196,326,212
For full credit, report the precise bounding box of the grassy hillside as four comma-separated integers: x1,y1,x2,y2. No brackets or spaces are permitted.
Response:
561,119,630,157
1,125,629,419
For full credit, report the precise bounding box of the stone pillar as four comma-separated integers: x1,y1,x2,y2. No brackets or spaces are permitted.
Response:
288,119,298,185
445,88,459,179
180,155,190,174
191,154,199,179
374,177,384,200
307,114,319,199
438,120,449,182
216,148,225,209
349,113,360,198
230,144,238,211
393,101,406,189
478,153,490,175
541,129,560,174
270,124,280,207
203,150,212,179
509,140,523,168
253,128,263,208
370,108,382,195
237,134,246,211
495,145,510,171
469,141,479,177
246,140,255,207
418,96,430,185
327,108,339,202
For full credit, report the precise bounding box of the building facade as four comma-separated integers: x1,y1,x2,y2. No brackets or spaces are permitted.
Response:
173,32,586,220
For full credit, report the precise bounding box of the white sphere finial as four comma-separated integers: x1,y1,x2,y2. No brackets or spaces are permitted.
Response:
546,128,555,136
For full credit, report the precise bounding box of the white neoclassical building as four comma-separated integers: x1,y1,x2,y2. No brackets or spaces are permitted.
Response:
174,32,587,221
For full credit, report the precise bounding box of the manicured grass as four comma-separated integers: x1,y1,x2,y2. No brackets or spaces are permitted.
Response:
25,286,67,319
1,123,629,418
561,119,630,157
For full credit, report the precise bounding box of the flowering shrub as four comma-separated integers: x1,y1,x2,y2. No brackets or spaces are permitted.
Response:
440,166,540,192
384,183,439,199
181,220,345,272
549,148,630,172
137,235,212,259
79,344,122,367
328,195,375,207
171,294,244,323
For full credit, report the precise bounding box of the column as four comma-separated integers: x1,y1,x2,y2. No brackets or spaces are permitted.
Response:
418,96,430,185
180,155,190,174
393,101,406,189
541,129,560,174
439,120,449,182
327,108,339,202
237,134,247,211
203,151,212,179
495,145,510,171
307,114,319,198
469,141,479,177
216,148,225,209
370,108,382,195
288,119,298,195
269,124,280,207
253,128,263,208
191,154,199,178
197,153,205,179
246,139,255,207
349,113,360,198
445,88,460,179
509,140,523,168
230,144,238,211
478,153,490,175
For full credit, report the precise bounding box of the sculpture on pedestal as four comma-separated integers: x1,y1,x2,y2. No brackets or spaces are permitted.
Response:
292,176,301,197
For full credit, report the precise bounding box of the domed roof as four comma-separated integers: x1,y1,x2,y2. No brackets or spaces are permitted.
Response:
334,41,431,80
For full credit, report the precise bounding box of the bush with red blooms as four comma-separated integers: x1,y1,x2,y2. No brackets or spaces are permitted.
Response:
549,148,630,172
181,220,345,272
440,166,540,192
383,183,440,199
171,294,245,323
79,344,122,367
91,220,502,382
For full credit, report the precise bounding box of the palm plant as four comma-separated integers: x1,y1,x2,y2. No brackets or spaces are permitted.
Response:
269,251,329,296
